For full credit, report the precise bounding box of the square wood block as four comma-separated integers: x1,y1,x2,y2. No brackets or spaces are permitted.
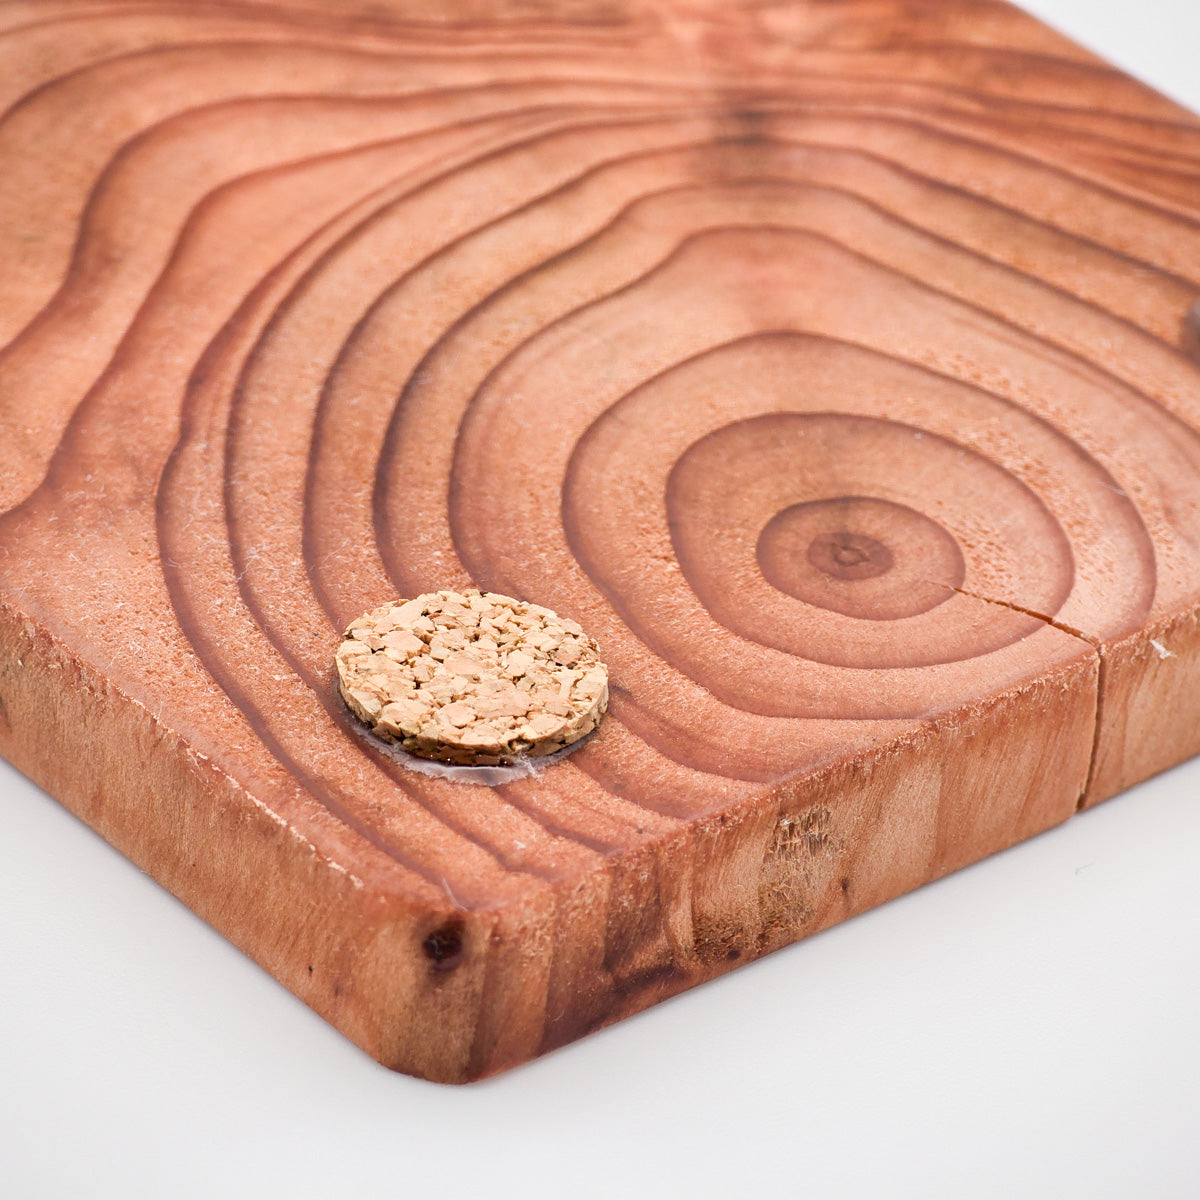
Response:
1,0,1198,1081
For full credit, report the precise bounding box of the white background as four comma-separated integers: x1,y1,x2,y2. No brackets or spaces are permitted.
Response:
3,3,1200,1197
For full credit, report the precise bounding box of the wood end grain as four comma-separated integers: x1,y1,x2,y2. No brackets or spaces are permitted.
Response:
1,0,1199,1079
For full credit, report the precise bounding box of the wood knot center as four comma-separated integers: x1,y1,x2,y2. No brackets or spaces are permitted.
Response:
807,531,893,580
756,494,964,621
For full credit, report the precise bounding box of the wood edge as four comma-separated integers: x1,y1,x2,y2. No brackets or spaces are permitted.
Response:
993,0,1200,124
0,592,500,1083
0,589,1101,1082
469,646,1099,1079
1085,603,1200,805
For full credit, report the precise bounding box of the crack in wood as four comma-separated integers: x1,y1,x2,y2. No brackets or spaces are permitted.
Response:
949,586,1105,810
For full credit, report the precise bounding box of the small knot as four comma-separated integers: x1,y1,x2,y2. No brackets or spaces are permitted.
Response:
831,542,870,569
422,919,465,970
807,531,893,581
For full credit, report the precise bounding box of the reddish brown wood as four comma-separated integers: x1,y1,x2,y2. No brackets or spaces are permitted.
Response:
0,0,1198,1081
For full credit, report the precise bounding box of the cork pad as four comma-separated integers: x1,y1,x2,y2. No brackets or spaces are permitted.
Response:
336,591,608,764
1,0,1199,1083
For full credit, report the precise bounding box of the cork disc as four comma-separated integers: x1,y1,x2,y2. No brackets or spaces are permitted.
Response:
335,590,609,766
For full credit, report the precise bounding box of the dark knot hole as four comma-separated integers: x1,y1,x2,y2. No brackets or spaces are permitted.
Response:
422,918,466,970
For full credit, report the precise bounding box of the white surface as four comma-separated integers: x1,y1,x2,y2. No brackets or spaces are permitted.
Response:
4,4,1200,1198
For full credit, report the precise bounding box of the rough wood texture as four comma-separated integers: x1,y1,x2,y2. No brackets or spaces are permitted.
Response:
1,0,1198,1082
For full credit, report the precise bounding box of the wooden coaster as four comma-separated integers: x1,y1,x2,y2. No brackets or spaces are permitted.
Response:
1,0,1199,1083
336,591,608,765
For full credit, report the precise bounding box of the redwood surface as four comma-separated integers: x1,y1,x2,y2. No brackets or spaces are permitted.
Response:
0,0,1198,1081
